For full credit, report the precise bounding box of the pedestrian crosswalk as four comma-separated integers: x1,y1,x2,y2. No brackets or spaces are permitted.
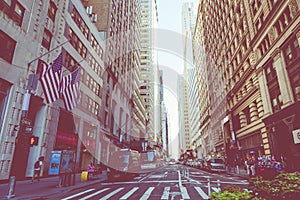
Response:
61,185,239,200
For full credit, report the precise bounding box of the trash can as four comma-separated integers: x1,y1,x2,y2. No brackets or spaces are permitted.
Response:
81,171,88,181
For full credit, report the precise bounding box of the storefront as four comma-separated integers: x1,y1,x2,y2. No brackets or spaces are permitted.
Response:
263,101,300,171
237,131,264,158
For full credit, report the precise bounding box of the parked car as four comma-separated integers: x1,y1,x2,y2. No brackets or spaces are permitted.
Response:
205,158,226,173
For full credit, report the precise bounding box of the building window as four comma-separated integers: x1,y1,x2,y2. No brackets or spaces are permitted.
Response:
0,0,25,26
71,7,89,40
265,60,282,112
269,86,283,112
243,106,251,124
233,114,241,131
47,1,57,22
265,61,277,82
283,36,300,65
283,36,300,101
67,27,87,59
42,29,52,50
289,69,300,101
64,51,76,70
0,30,16,63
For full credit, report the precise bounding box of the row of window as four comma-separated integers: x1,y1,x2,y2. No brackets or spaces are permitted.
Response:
0,30,16,63
85,73,102,98
67,27,87,59
232,35,300,130
0,0,25,26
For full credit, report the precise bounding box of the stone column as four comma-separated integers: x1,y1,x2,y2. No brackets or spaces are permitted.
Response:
249,102,259,122
257,69,272,116
239,112,247,128
272,49,294,107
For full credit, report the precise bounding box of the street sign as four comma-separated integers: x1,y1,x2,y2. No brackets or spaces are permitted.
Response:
292,129,300,144
21,118,32,126
21,118,33,134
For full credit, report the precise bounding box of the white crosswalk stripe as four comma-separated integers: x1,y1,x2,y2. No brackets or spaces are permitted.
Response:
212,187,221,192
194,187,209,199
99,187,124,200
161,186,170,199
61,189,95,200
140,187,155,200
61,185,250,200
120,187,139,199
180,186,190,199
79,188,109,200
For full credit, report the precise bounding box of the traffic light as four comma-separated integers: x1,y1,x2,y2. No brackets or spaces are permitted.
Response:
29,136,39,146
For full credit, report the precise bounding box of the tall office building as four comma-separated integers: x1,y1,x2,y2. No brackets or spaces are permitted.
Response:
160,70,168,157
177,75,191,152
139,0,159,146
192,4,211,158
82,0,145,158
196,0,300,170
0,0,106,180
182,2,196,37
180,2,198,155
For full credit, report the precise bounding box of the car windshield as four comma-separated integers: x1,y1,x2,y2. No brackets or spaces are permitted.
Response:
141,151,155,162
209,158,224,163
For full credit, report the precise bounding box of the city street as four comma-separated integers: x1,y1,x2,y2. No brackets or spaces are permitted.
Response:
55,165,249,200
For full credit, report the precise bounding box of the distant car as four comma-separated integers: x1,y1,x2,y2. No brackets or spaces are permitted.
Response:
205,158,226,173
169,158,176,165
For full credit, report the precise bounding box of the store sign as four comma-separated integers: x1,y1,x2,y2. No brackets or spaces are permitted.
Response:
292,129,300,144
56,131,78,146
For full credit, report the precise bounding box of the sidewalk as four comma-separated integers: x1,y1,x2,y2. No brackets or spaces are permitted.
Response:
226,167,250,179
0,171,107,200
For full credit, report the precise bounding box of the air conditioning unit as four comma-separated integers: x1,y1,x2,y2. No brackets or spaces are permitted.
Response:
86,6,93,15
92,14,97,23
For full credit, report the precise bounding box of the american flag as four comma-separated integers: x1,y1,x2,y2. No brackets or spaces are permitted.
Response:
61,68,81,111
39,53,63,104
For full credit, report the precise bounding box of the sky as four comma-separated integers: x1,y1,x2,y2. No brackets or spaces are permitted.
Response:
156,0,198,158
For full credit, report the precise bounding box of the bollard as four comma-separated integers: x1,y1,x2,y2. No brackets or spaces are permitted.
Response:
207,177,211,196
72,172,76,186
7,176,16,199
217,179,221,192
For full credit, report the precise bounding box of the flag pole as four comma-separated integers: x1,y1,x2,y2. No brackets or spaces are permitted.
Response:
27,40,69,73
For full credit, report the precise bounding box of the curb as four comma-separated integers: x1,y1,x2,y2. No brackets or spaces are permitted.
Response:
226,172,249,179
2,175,107,200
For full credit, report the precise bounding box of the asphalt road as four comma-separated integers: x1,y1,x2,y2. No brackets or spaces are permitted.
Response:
57,164,249,200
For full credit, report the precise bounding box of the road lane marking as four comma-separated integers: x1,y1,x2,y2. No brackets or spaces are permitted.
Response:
212,187,220,192
149,175,165,178
140,187,154,200
190,172,203,175
194,187,209,199
211,181,248,185
178,170,182,187
61,189,95,200
137,171,157,182
120,187,139,199
101,180,188,185
180,186,190,199
99,187,124,200
78,188,109,200
161,187,170,199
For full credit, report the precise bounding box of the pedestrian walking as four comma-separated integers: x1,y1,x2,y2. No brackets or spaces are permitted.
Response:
31,157,43,183
87,162,96,178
